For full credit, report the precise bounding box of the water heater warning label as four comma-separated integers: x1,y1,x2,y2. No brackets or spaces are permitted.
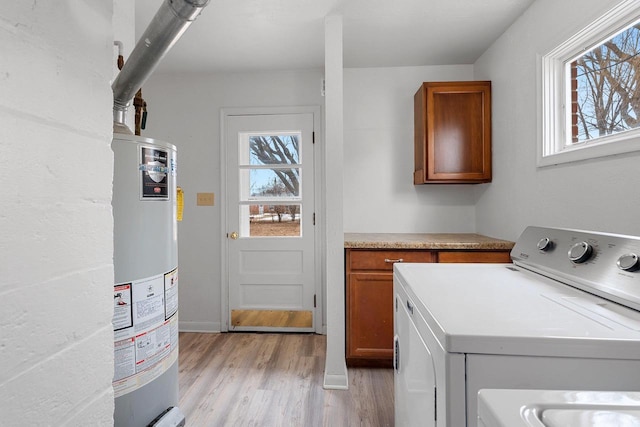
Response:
112,268,179,398
165,268,178,320
140,146,169,199
113,284,133,331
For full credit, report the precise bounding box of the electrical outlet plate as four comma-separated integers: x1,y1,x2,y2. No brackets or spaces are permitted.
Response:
196,192,214,206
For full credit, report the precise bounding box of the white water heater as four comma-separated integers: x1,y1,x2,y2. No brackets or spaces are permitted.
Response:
112,134,181,426
110,1,208,424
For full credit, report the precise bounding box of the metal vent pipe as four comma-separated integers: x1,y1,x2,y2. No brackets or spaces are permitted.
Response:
113,0,210,133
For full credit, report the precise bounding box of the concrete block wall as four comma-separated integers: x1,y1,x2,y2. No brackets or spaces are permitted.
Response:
0,3,115,425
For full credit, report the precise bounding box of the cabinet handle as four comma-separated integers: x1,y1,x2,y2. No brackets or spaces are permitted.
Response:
406,300,414,315
384,258,404,263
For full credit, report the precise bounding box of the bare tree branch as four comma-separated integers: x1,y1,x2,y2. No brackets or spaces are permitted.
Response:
250,135,300,197
573,24,640,141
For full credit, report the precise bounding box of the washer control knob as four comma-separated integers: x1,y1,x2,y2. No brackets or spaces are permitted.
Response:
568,242,593,264
617,253,640,272
537,237,553,252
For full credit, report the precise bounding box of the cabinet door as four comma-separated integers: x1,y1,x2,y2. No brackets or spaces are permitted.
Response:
414,81,491,184
347,272,394,364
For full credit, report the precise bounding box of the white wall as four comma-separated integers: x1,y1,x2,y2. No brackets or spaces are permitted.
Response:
343,65,479,233
142,64,484,332
142,70,325,332
0,2,116,425
474,0,640,241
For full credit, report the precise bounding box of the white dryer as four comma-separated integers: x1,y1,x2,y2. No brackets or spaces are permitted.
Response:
478,389,640,426
393,226,640,426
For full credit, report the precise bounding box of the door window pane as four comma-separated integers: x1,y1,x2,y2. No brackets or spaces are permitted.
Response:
249,204,301,237
240,168,301,199
248,135,300,165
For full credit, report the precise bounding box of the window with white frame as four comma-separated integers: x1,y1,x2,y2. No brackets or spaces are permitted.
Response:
539,0,640,166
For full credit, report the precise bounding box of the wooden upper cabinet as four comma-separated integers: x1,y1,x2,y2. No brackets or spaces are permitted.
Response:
414,81,492,184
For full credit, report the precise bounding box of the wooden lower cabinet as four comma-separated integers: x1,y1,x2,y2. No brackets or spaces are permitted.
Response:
345,248,511,367
346,249,435,367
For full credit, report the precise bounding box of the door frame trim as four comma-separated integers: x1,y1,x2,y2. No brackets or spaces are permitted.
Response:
219,106,324,333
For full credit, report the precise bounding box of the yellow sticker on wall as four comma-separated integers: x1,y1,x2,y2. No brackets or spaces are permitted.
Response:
176,187,184,221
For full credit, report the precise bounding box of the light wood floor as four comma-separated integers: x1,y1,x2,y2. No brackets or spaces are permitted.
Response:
178,332,394,426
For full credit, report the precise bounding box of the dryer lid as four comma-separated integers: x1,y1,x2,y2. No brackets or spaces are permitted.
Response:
395,262,640,358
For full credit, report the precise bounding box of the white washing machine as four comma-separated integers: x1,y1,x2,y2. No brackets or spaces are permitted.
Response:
393,226,640,427
477,389,640,426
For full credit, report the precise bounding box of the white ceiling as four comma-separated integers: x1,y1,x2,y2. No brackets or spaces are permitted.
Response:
134,0,535,73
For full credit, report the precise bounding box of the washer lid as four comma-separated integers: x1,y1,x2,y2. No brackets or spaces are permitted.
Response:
394,263,640,358
543,409,640,426
477,389,640,427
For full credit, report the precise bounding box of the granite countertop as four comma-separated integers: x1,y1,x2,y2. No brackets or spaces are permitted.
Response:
344,233,514,250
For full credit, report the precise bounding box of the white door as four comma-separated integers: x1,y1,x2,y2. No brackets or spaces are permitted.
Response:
225,112,316,332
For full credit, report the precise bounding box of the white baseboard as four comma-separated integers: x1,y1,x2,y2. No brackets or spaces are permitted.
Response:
179,321,221,333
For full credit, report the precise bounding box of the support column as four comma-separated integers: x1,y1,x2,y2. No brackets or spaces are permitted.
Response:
323,14,348,390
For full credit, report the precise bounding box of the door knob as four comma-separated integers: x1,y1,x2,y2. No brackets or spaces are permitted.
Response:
229,231,238,240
